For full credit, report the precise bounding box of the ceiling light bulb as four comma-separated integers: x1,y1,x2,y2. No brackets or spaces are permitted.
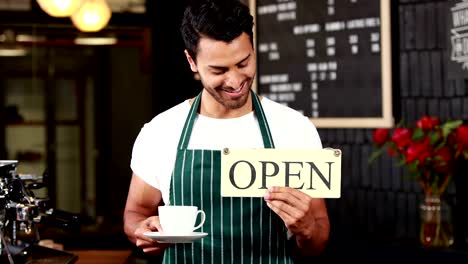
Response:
37,0,83,17
71,0,112,32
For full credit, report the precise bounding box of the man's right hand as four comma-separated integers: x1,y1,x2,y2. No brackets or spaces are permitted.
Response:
134,216,171,254
124,174,168,255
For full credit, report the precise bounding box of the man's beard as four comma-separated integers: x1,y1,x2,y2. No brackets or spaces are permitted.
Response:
201,77,253,109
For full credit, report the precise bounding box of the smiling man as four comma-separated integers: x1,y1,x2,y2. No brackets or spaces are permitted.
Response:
123,0,330,263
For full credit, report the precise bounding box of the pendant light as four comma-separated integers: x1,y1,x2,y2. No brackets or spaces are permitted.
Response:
71,0,112,32
36,0,83,17
0,29,28,57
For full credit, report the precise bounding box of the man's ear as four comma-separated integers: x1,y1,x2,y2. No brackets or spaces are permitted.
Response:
184,50,198,73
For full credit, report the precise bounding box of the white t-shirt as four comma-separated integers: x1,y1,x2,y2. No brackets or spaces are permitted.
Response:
130,97,322,204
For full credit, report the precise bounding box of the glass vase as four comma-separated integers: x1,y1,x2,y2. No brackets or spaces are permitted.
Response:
419,195,454,248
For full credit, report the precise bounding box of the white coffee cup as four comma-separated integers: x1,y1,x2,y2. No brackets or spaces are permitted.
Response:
158,205,206,234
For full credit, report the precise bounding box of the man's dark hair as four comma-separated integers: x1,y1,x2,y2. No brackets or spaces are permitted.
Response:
181,0,254,60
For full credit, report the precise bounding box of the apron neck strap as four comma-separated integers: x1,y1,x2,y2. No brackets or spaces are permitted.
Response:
177,90,275,150
252,90,275,149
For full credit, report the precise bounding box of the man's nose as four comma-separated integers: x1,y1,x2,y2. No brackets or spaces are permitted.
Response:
225,71,243,88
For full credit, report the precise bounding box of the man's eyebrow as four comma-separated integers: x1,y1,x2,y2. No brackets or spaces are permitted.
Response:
236,54,250,65
208,54,251,70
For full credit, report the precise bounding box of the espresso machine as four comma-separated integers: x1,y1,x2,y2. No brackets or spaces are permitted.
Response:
0,160,78,264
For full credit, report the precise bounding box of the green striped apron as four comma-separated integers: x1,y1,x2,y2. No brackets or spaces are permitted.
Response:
163,91,293,264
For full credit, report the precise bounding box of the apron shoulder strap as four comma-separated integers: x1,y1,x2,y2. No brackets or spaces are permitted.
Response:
177,90,275,150
251,90,275,149
177,93,202,150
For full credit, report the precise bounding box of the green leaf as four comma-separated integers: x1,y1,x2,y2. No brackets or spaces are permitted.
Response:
368,147,385,164
441,127,451,138
463,150,468,160
407,161,419,174
429,132,441,145
433,136,447,149
441,120,462,137
396,119,405,128
412,128,425,141
442,120,463,130
397,156,407,167
435,159,447,166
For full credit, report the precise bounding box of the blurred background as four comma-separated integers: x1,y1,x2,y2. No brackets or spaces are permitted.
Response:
0,0,201,258
1,0,468,263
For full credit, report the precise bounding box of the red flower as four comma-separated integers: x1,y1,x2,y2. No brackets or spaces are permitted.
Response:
391,128,413,150
447,131,457,146
373,128,390,146
456,125,468,150
433,147,453,174
416,116,440,131
369,117,468,197
405,137,432,165
387,146,397,156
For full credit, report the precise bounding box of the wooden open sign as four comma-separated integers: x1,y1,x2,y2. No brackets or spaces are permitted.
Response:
220,148,341,198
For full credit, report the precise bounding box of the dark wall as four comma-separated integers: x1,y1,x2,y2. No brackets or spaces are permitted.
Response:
110,48,152,220
96,0,200,225
148,0,202,115
320,0,468,255
93,46,152,224
91,0,200,234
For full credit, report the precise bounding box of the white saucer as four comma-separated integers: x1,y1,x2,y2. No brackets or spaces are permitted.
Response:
143,232,208,243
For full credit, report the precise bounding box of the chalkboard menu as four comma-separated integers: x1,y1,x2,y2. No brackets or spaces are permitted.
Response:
250,0,393,128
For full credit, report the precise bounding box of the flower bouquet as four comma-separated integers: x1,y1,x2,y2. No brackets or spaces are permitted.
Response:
369,116,468,247
369,116,468,197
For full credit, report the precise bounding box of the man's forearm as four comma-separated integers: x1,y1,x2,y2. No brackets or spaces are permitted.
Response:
124,210,148,243
295,217,330,256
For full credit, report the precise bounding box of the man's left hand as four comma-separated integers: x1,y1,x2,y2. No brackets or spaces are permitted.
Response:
263,186,329,255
